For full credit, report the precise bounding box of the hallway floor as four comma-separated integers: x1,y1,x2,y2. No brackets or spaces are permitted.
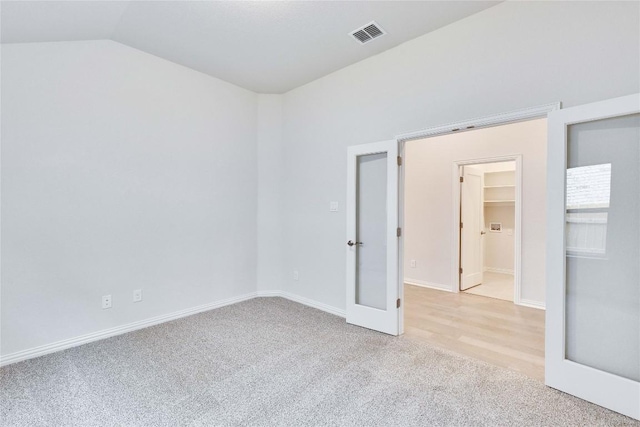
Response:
464,271,514,301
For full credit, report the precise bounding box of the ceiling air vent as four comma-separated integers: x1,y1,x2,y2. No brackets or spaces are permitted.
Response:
349,21,386,45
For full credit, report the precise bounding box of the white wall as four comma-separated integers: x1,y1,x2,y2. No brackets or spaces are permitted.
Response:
257,95,284,292
278,1,640,311
403,120,546,302
1,40,258,356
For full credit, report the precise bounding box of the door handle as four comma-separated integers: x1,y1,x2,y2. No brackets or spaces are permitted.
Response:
480,231,486,235
347,240,363,247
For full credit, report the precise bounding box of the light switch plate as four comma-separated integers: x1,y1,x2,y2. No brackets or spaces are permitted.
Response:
329,201,339,212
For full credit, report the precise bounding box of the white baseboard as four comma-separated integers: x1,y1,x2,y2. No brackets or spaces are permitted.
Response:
404,278,452,292
484,267,515,275
0,292,257,367
257,290,346,318
518,298,546,310
0,290,347,367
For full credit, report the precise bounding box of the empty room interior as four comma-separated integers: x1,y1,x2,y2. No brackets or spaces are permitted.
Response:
1,1,639,425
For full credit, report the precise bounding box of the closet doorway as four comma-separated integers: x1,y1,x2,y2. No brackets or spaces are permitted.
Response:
459,160,518,302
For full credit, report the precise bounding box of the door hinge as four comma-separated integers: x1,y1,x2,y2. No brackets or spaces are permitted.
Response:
460,222,463,229
397,156,402,166
460,176,464,183
459,267,463,274
396,298,401,308
397,227,402,237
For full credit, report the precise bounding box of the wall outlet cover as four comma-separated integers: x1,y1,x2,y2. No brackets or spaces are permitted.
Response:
102,295,112,309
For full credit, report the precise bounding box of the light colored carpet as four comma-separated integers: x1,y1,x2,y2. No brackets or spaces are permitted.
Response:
0,297,637,426
464,272,514,301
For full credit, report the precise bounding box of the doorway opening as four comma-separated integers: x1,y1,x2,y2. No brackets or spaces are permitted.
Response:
401,118,546,381
459,160,518,303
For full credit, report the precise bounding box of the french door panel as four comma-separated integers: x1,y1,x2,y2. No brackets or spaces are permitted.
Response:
346,140,399,336
546,93,640,420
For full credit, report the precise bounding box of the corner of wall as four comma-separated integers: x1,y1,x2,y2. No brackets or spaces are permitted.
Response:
256,94,285,293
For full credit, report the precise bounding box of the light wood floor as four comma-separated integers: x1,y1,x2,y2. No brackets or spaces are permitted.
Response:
404,284,545,382
464,272,514,301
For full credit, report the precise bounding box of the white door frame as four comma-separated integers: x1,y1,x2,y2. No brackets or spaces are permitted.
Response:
453,156,523,305
395,102,559,334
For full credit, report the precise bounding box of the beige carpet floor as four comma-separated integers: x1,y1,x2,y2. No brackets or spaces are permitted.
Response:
1,297,637,426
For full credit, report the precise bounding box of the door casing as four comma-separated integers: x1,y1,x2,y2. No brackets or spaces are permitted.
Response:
453,156,522,304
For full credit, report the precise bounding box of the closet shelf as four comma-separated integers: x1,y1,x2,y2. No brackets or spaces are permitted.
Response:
484,170,515,207
484,200,515,206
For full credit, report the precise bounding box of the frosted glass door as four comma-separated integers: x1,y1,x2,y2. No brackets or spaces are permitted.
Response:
356,153,388,310
346,140,399,335
566,114,639,381
547,94,640,420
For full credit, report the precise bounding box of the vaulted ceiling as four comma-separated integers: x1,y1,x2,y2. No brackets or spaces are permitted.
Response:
1,1,501,93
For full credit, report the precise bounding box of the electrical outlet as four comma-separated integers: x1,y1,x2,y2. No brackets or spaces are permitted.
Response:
293,270,299,281
410,259,416,268
133,289,142,303
102,295,112,309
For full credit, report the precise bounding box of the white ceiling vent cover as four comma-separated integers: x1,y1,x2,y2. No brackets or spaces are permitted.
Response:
349,21,386,44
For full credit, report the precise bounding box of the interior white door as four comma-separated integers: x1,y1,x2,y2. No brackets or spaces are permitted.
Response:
346,140,399,336
546,93,640,420
460,167,484,291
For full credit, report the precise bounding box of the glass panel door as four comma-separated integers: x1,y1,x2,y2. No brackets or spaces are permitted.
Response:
546,94,640,420
565,114,640,382
346,140,399,335
356,153,388,310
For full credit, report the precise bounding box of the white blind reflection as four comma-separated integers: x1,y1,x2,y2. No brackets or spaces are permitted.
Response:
566,164,611,257
566,164,611,209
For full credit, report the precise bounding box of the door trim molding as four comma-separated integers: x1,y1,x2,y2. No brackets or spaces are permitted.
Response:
397,103,557,322
452,155,525,307
396,102,560,143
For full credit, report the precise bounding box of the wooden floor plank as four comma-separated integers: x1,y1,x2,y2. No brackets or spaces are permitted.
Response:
404,284,545,382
